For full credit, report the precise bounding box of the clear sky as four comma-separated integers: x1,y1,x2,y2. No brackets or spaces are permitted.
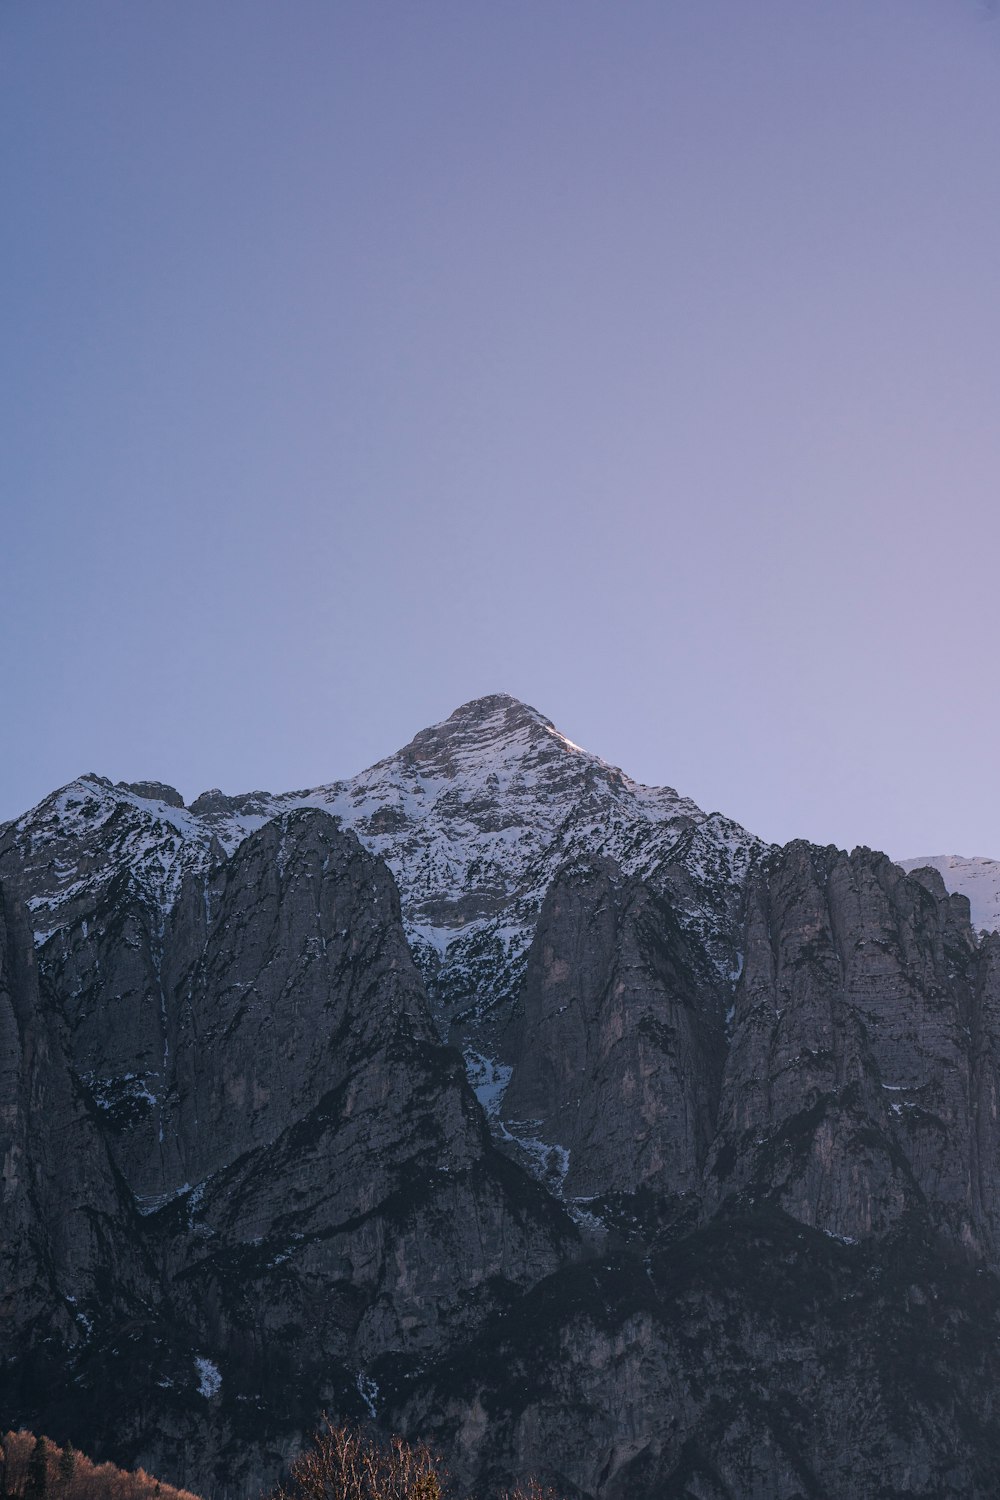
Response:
3,0,1000,857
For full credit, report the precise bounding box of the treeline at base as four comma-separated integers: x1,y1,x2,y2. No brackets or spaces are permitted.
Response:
0,1431,201,1500
1,1427,562,1500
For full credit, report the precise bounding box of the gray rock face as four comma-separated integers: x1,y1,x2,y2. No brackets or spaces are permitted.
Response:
119,782,186,809
5,699,1000,1498
709,844,991,1249
164,810,447,1190
0,879,149,1361
0,797,569,1492
157,811,568,1375
403,1212,1000,1499
500,857,725,1202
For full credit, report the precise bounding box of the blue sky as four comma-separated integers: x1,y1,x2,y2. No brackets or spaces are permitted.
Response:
4,1,1000,856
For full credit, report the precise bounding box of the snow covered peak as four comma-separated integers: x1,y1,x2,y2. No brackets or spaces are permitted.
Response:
280,697,761,1012
1,774,217,941
3,699,766,1015
304,695,713,923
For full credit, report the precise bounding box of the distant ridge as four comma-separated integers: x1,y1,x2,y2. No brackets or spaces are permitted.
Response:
896,853,1000,933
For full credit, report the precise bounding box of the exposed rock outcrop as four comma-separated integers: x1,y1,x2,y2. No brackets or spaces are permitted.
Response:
500,856,725,1202
709,844,993,1252
0,877,154,1407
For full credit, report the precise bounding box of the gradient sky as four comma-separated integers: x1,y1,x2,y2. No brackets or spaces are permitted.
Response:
4,0,1000,857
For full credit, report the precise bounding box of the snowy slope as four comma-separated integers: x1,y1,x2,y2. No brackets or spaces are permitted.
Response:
2,776,219,942
896,855,1000,935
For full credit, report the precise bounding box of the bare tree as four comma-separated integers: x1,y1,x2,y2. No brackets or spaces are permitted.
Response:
267,1423,444,1500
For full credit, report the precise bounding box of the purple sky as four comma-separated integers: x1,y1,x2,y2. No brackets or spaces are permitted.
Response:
4,0,1000,857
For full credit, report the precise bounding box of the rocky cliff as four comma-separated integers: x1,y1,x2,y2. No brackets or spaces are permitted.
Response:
3,696,1000,1498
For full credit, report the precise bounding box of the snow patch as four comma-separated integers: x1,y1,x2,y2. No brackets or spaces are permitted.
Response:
356,1372,379,1418
567,1198,605,1231
194,1355,222,1398
498,1117,571,1193
464,1050,512,1117
134,1181,193,1217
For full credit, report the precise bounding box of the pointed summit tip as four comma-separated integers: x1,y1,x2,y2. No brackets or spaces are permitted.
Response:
391,692,584,773
444,693,555,731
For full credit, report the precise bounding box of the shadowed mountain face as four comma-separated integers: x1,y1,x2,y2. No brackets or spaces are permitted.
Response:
499,857,727,1202
3,697,1000,1498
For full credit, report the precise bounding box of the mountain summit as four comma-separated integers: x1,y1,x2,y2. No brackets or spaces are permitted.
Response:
407,693,566,747
4,695,761,1028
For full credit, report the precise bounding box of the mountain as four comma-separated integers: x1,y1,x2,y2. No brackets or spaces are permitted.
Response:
0,695,762,1209
4,696,1000,1498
